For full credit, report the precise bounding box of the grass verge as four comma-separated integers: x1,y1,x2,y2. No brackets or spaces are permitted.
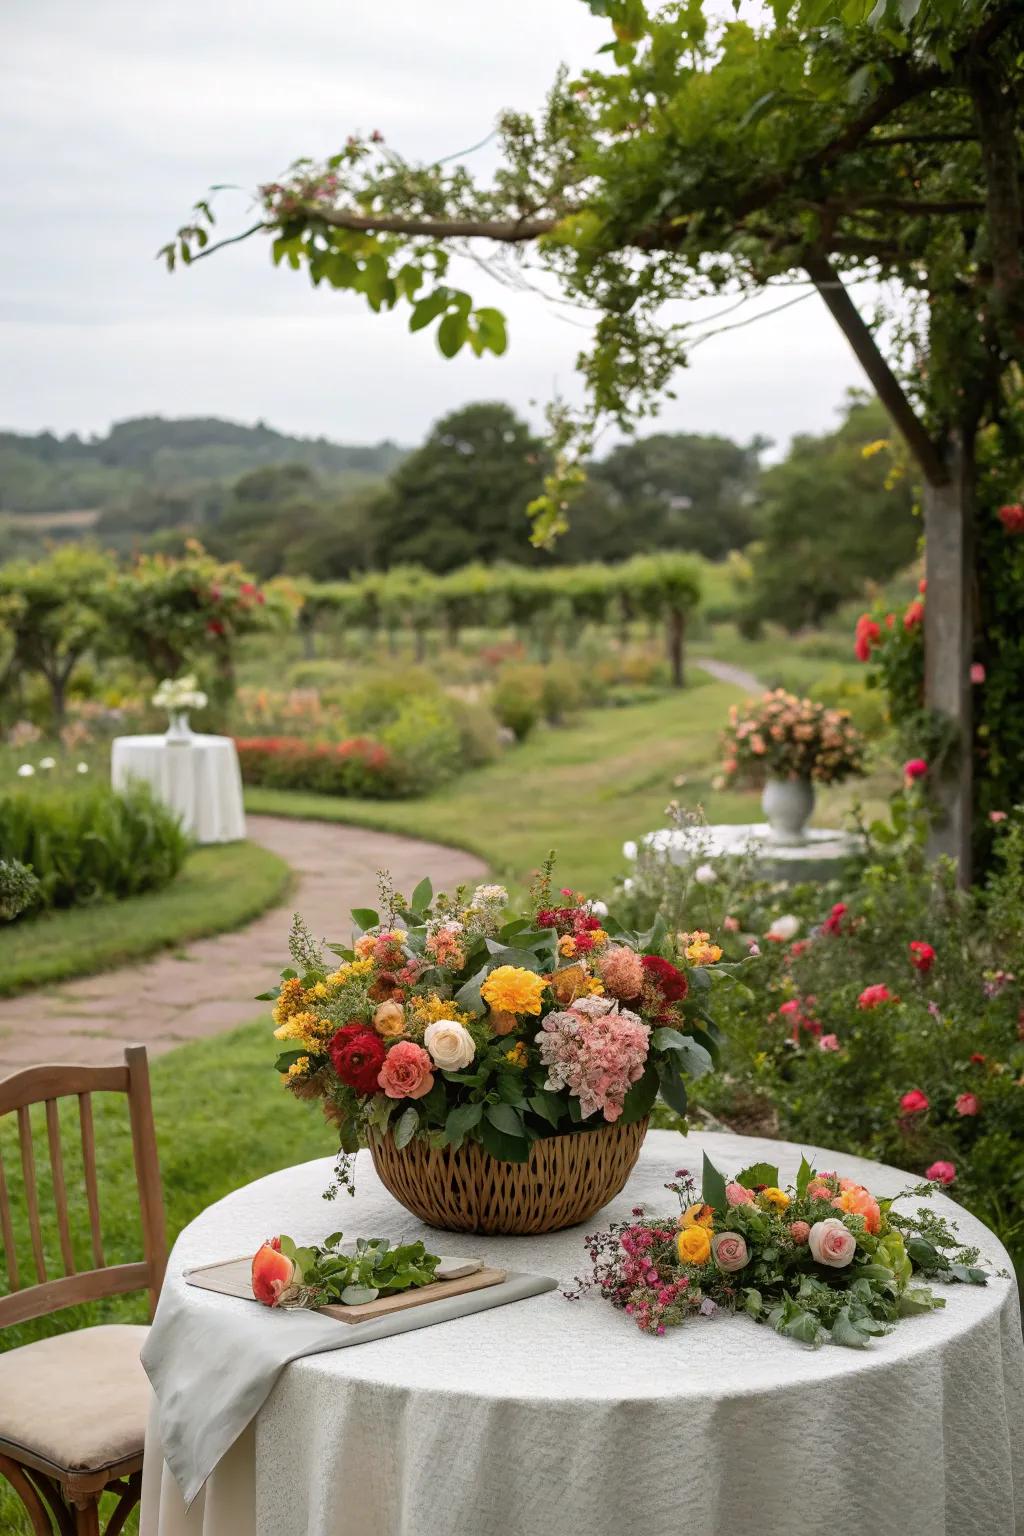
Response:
0,840,291,996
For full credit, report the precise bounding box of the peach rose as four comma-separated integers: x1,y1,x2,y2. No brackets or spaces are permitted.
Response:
377,1041,434,1099
808,1217,857,1268
725,1182,755,1207
833,1185,881,1234
251,1240,300,1306
711,1232,749,1273
373,1000,406,1038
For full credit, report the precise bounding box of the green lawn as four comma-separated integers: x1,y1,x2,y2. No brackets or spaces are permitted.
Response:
245,678,895,897
0,840,291,996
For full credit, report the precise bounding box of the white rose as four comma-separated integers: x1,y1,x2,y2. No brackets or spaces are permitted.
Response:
807,1217,857,1268
694,863,717,885
766,913,800,941
423,1019,476,1072
17,764,34,777
586,899,609,918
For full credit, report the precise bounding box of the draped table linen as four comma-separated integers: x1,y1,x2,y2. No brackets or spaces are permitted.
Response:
111,734,246,844
140,1129,1024,1536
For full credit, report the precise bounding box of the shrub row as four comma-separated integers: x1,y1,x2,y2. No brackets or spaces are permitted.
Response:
0,782,188,916
234,736,402,797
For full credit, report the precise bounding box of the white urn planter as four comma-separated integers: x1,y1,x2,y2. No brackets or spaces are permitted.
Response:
762,776,814,844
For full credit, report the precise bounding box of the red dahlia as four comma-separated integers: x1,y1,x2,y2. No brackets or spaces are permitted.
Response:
328,1024,386,1094
640,954,689,1004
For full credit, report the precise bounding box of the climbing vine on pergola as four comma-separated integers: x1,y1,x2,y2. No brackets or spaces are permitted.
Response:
167,0,1024,878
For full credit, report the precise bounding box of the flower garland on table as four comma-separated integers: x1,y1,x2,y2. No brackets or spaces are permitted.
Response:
566,1154,989,1347
264,862,746,1194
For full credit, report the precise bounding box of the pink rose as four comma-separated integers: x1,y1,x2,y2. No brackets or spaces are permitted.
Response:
808,1217,857,1268
789,1220,810,1245
900,1088,930,1114
955,1092,980,1117
725,1182,755,1207
926,1160,956,1186
711,1232,749,1273
377,1040,434,1100
819,1033,840,1052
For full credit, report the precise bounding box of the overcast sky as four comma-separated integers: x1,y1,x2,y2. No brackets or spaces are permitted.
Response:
1,0,869,454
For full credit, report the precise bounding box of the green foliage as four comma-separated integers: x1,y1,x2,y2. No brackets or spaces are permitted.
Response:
0,781,188,914
0,859,40,921
0,545,116,722
742,397,919,630
492,664,546,740
279,1233,441,1307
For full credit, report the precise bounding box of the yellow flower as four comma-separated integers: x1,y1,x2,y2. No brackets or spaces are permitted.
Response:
273,1010,323,1047
348,959,375,977
558,935,578,958
307,980,330,1000
590,928,609,949
480,965,546,1017
760,1187,790,1213
285,1055,311,1080
408,994,473,1028
373,1000,406,1038
505,1042,528,1069
272,975,305,1025
326,966,350,987
676,1226,712,1265
680,930,723,966
678,1202,715,1231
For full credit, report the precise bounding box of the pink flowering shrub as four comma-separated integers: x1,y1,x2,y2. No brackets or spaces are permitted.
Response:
535,998,650,1121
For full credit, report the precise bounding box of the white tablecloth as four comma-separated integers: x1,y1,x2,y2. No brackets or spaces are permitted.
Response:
112,734,245,844
140,1130,1024,1536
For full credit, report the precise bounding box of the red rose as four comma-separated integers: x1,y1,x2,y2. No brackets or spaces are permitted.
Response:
640,954,689,1004
854,613,880,662
900,1088,930,1114
822,902,847,936
858,983,897,1010
329,1024,386,1094
903,758,928,784
909,941,936,973
903,598,924,631
955,1092,980,1117
998,503,1024,535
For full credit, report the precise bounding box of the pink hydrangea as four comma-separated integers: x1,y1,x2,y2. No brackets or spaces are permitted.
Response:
535,1004,650,1121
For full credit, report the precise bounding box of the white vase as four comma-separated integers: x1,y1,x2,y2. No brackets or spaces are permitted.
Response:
165,709,193,745
762,776,814,844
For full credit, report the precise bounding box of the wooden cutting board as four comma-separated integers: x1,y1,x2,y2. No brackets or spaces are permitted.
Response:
185,1255,509,1324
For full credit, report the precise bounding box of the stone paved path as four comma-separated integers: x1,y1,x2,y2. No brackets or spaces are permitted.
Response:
694,656,765,695
0,816,485,1075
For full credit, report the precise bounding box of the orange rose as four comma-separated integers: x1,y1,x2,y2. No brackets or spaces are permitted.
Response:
373,1000,406,1038
833,1184,881,1235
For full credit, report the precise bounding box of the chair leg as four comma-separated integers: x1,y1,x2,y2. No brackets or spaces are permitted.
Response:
0,1453,55,1535
72,1498,100,1536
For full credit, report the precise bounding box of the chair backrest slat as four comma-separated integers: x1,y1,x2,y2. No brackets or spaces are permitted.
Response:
0,1147,19,1292
78,1092,105,1269
45,1098,75,1276
0,1047,166,1329
16,1106,46,1284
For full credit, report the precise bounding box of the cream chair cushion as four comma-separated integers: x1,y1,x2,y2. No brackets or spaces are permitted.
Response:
0,1323,150,1475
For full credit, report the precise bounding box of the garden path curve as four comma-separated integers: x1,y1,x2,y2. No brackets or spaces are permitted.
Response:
0,816,486,1075
693,656,764,695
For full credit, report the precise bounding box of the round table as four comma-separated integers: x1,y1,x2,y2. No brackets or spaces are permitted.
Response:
139,1130,1024,1536
111,734,246,844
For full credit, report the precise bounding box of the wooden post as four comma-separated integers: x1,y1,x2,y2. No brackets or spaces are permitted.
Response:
923,433,974,882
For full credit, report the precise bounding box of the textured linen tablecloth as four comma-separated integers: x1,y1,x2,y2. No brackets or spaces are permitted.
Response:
111,734,245,844
139,1130,1024,1536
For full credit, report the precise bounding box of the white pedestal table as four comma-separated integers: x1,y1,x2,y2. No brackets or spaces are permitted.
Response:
111,734,246,844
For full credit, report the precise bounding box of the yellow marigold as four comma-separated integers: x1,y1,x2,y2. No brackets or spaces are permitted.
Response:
678,1202,715,1231
480,965,546,1017
590,928,609,949
680,930,723,966
272,975,305,1025
307,980,331,1000
326,966,350,987
505,1042,528,1069
348,958,375,977
285,1055,311,1080
558,935,578,958
760,1187,790,1213
676,1226,712,1265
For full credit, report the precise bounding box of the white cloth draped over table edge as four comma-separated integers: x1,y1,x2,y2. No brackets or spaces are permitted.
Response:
111,734,246,845
139,1130,1024,1536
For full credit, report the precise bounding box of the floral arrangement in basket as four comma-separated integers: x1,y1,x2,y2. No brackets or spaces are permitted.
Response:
264,863,743,1177
720,689,864,787
568,1153,989,1347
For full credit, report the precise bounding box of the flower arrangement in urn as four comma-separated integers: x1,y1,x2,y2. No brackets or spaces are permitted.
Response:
265,861,742,1232
569,1154,988,1346
720,689,865,843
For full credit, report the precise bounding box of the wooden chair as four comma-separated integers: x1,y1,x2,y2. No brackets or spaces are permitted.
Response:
0,1045,166,1536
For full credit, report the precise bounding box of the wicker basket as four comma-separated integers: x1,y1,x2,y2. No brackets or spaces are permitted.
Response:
369,1117,649,1235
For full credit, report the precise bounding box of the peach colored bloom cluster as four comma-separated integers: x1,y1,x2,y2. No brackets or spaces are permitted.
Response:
721,688,864,787
598,944,645,1000
535,997,650,1122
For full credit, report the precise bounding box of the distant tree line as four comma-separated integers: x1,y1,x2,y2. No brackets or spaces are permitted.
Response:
0,394,918,632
